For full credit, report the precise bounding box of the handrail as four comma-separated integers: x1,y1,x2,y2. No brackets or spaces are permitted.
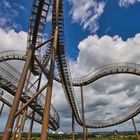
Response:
0,62,60,129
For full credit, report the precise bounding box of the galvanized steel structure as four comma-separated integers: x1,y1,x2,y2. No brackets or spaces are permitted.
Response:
0,0,140,140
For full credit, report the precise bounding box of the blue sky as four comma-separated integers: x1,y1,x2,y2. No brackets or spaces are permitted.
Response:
1,0,140,133
98,0,140,39
0,0,140,59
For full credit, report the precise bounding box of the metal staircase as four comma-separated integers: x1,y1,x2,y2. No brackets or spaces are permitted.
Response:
28,0,52,75
0,62,60,130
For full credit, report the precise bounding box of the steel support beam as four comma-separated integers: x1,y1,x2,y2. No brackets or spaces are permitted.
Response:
81,86,86,140
26,74,42,140
132,118,140,140
17,108,27,140
86,127,88,140
72,111,75,140
16,111,34,131
15,82,48,117
35,36,54,50
40,0,59,138
0,102,4,116
12,102,24,140
2,47,33,140
27,111,35,140
25,111,34,121
40,27,59,139
16,71,31,140
26,77,39,93
12,112,21,140
0,97,11,108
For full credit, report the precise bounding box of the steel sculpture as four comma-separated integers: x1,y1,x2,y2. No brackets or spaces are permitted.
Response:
0,0,140,139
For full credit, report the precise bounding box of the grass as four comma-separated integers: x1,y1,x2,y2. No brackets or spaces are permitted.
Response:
0,134,138,140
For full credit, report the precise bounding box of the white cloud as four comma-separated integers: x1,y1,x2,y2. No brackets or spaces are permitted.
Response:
1,28,140,131
70,33,140,76
68,0,105,33
68,33,140,129
68,0,140,32
119,0,140,7
0,28,27,51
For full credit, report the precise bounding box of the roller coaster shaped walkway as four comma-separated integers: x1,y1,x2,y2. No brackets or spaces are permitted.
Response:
0,61,59,130
1,50,140,128
1,1,140,139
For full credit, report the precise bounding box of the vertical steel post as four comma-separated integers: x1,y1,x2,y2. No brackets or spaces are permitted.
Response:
40,27,59,139
81,86,86,140
86,127,88,140
17,108,27,140
27,111,35,140
16,71,31,140
0,102,4,116
132,118,140,140
27,74,42,140
2,47,33,140
72,111,75,140
40,0,59,139
12,112,21,140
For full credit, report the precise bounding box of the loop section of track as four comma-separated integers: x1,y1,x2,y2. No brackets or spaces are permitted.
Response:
1,53,140,127
51,0,140,128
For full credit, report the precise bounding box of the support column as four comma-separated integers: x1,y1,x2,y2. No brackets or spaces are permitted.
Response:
16,71,31,140
12,112,21,140
17,108,27,140
132,117,140,140
2,47,33,140
72,111,75,140
40,27,59,139
86,127,88,140
27,111,35,140
27,74,42,140
40,0,59,138
0,102,4,116
81,86,86,140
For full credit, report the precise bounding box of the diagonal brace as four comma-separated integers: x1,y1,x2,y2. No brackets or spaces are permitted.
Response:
35,36,54,50
15,82,48,117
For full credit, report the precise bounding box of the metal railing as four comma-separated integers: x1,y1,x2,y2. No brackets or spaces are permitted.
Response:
0,61,60,129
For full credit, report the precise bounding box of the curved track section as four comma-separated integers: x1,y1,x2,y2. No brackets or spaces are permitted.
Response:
72,62,140,86
0,0,140,128
52,0,140,128
2,51,140,86
1,50,140,127
0,61,60,130
53,0,82,126
0,95,43,125
0,50,26,62
27,0,52,75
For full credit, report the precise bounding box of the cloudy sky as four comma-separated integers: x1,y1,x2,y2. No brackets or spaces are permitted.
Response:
1,0,140,133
